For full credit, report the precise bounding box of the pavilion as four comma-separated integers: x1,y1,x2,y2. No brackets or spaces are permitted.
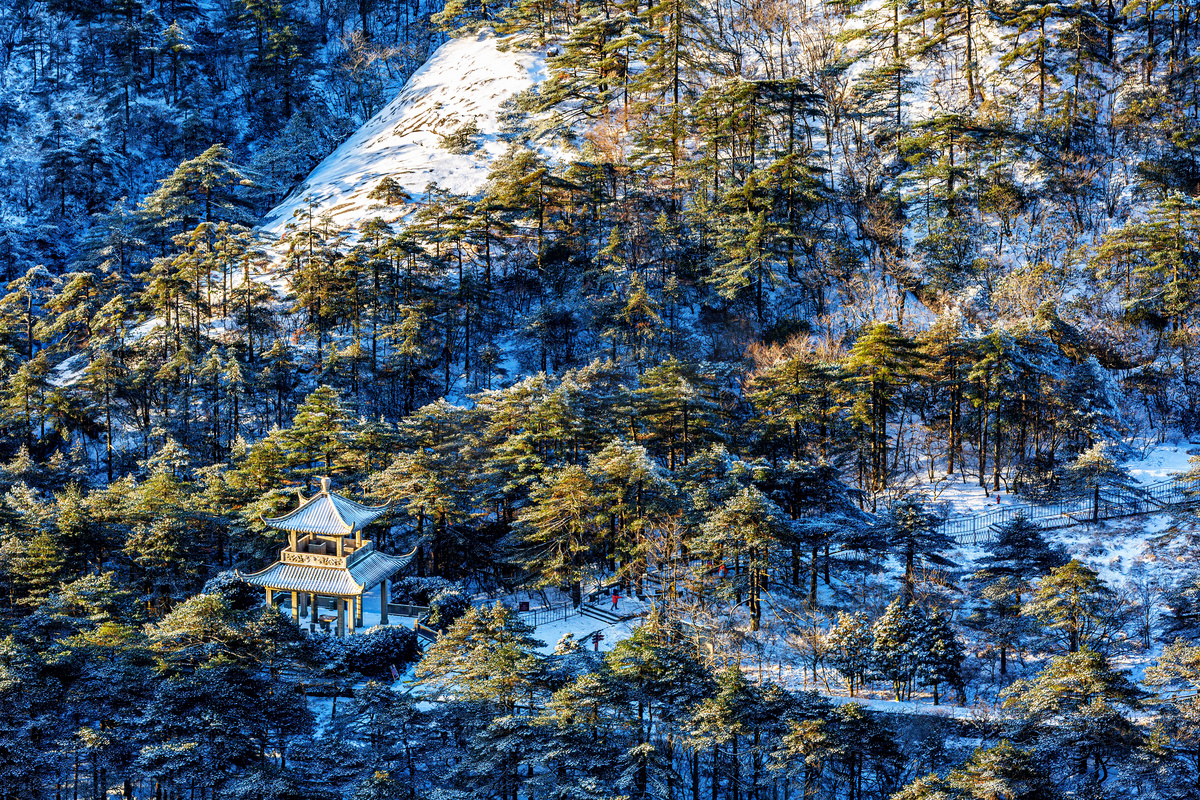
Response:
240,477,414,636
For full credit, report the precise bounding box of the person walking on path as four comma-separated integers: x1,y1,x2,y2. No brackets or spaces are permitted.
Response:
611,591,620,611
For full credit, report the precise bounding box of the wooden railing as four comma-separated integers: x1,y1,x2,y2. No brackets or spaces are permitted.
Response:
414,621,440,642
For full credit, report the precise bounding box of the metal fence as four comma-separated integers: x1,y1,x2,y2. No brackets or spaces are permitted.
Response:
467,596,576,627
937,474,1200,546
518,602,576,627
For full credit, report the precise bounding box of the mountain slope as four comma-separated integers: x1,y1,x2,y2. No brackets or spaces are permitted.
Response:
258,32,545,244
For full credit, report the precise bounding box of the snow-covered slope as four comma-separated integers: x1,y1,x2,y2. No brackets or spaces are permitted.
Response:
259,32,545,243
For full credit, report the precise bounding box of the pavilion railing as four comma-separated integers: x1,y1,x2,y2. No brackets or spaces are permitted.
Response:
385,603,431,618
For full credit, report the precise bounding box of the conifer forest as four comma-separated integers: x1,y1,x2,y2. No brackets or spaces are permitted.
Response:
6,0,1200,795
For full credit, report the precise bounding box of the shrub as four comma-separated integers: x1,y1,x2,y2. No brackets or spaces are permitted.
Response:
439,120,481,153
420,588,471,632
388,577,455,606
202,571,260,610
340,625,420,678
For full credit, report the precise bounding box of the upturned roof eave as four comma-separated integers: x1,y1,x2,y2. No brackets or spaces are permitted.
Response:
262,490,393,536
237,548,415,595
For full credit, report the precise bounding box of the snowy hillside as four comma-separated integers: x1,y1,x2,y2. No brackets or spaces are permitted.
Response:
258,33,545,243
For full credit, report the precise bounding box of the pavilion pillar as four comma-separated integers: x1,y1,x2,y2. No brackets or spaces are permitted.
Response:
265,588,274,608
337,598,346,637
357,592,364,628
310,594,319,625
380,580,389,625
348,597,356,635
291,591,299,623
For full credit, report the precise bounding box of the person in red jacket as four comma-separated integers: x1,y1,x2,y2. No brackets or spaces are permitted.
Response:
611,591,620,610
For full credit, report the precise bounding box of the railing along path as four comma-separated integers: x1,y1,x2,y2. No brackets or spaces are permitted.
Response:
937,474,1200,545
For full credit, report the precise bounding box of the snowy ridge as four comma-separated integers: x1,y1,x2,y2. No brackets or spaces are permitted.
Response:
258,32,545,243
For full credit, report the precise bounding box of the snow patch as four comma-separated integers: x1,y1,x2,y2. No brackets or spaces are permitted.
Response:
258,32,545,244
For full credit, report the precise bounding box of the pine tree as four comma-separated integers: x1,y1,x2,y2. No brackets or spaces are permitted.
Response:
969,515,1065,681
976,515,1065,581
689,664,760,800
635,357,724,470
893,740,1058,799
919,312,972,479
285,385,349,475
430,0,510,33
825,703,905,799
534,4,637,119
828,611,875,697
13,529,69,608
367,176,410,206
480,150,576,356
0,265,53,361
587,438,676,589
747,344,842,463
36,270,124,353
139,144,257,240
513,464,605,608
999,0,1059,118
973,576,1022,677
631,0,713,206
1024,559,1117,653
1145,639,1200,782
416,602,544,713
872,597,923,701
949,740,1058,799
873,496,954,599
916,609,964,705
81,348,128,482
846,0,920,165
844,323,922,495
1001,649,1144,781
370,407,469,577
696,486,789,631
603,611,713,799
1057,359,1124,449
603,273,663,369
1045,0,1109,151
2,351,53,450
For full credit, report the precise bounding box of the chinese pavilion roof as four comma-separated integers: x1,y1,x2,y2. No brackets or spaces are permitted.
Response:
263,478,392,536
240,549,414,596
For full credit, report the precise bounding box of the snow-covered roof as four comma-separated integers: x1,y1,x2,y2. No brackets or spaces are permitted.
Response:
263,477,391,536
240,549,414,595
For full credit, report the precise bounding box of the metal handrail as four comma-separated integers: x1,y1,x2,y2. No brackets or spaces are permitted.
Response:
937,473,1200,545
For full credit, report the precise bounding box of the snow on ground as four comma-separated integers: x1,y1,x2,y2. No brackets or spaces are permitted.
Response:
50,319,166,387
257,32,545,245
527,608,645,655
822,692,983,720
1125,442,1197,485
49,352,90,388
301,582,649,656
